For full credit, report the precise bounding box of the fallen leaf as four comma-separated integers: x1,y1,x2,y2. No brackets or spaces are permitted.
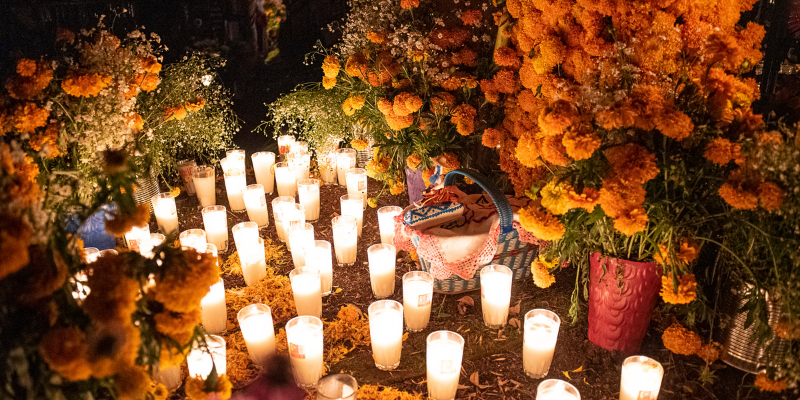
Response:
334,288,343,294
572,366,583,373
563,371,571,379
509,300,521,315
457,295,474,315
508,317,520,329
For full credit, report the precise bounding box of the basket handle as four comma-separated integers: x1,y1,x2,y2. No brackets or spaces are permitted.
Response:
444,168,514,234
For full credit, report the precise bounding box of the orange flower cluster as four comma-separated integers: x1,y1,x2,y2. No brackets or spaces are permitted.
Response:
660,274,697,304
718,170,784,212
0,143,41,207
704,138,741,165
661,322,702,356
322,55,340,79
406,153,421,169
461,10,483,26
5,59,53,100
378,97,414,131
61,72,112,97
754,374,787,392
531,255,557,288
519,206,566,240
165,105,187,121
342,95,365,116
597,144,659,236
451,104,476,135
29,123,62,158
653,238,699,267
400,0,419,9
185,98,206,112
12,102,49,134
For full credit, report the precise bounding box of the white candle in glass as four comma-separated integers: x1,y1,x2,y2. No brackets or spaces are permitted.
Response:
403,271,434,332
378,206,403,246
240,237,267,286
192,166,216,208
426,331,464,400
224,168,247,213
367,244,396,298
84,247,100,264
285,316,324,388
332,216,358,266
290,140,309,154
238,303,276,366
219,157,231,175
346,168,368,209
280,204,306,250
536,379,581,400
226,149,246,172
232,221,260,253
288,222,315,268
251,152,276,194
289,152,311,182
202,205,229,252
297,179,320,222
289,267,322,318
319,152,338,185
151,193,179,234
340,194,364,237
336,148,357,186
271,196,296,242
480,265,513,328
99,249,118,257
317,374,358,400
187,335,226,379
140,233,165,259
154,365,182,392
524,309,561,378
368,300,404,370
206,243,219,266
275,161,296,198
620,356,663,400
201,278,227,335
304,240,333,296
243,184,270,229
278,135,295,156
177,159,197,195
125,225,150,253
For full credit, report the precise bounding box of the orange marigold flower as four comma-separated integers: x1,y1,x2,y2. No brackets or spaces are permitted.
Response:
322,76,336,90
434,152,460,170
342,95,365,116
605,144,659,185
515,132,542,168
30,123,62,158
125,113,144,132
5,61,54,100
377,98,394,115
706,32,744,71
566,187,600,212
540,179,574,215
662,322,702,355
482,127,505,148
719,181,758,210
531,36,566,74
613,207,649,236
13,102,49,134
344,53,368,78
351,139,369,151
62,72,112,97
494,47,520,68
0,214,32,282
134,73,160,92
140,55,162,74
598,178,646,219
393,93,423,116
538,100,577,136
562,127,601,160
184,98,205,112
597,105,636,130
390,181,404,195
366,31,386,44
386,113,413,131
493,68,517,94
17,59,37,77
185,374,233,400
165,105,187,121
421,166,437,187
39,326,92,382
400,0,419,8
531,255,557,288
461,10,483,26
406,153,422,170
660,274,697,304
431,92,456,113
154,309,201,345
452,104,477,136
519,206,565,240
696,342,722,364
105,203,151,236
772,317,800,340
704,138,741,165
754,374,787,393
540,135,570,166
322,55,340,78
654,239,700,267
757,181,783,211
655,109,694,140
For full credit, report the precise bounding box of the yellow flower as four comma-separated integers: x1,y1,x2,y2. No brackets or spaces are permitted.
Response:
13,102,49,134
165,105,187,121
531,255,556,288
322,55,340,78
61,72,111,97
170,187,181,197
150,249,220,313
662,322,702,355
519,206,565,240
351,139,369,151
185,98,206,112
367,197,378,208
342,95,365,116
406,153,422,170
540,180,573,215
140,55,162,74
390,181,404,195
660,274,697,304
185,374,233,400
322,76,336,89
754,374,787,393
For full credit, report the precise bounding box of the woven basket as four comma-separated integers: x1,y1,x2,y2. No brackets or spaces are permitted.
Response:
414,169,538,294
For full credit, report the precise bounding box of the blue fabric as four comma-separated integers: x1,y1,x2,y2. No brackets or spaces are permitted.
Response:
67,204,117,250
404,202,464,229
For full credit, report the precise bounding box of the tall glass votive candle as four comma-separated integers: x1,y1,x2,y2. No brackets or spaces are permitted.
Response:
340,194,364,237
201,278,227,335
154,365,182,392
346,168,368,209
271,196,295,242
368,300,404,370
620,356,663,400
290,152,311,182
238,303,276,366
403,271,434,332
219,157,231,175
291,140,309,154
140,233,165,259
84,247,100,264
367,244,396,298
378,206,403,246
240,237,267,286
187,335,226,379
251,152,276,194
177,159,197,195
336,148,357,186
480,265,513,328
202,205,228,252
524,309,561,378
207,243,219,266
151,193,179,234
297,179,321,222
289,267,322,318
275,161,296,198
226,149,246,172
332,216,358,266
232,221,260,253
286,316,324,388
125,225,150,253
317,374,358,400
319,152,338,186
278,135,295,156
305,240,333,296
243,184,270,229
280,204,306,250
536,379,580,400
192,166,216,208
426,331,464,400
180,229,207,252
224,168,247,213
288,222,315,268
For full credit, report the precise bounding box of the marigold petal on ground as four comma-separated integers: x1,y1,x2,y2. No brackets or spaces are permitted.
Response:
754,374,787,392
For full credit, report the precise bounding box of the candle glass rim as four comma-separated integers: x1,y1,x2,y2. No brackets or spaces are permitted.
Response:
297,178,321,187
311,240,332,250
192,334,226,352
621,355,664,374
149,233,166,244
191,165,215,178
177,159,197,167
289,266,321,281
151,192,175,203
368,243,396,255
378,206,404,214
226,149,246,156
274,161,292,168
232,221,260,231
340,194,364,203
202,205,227,214
206,243,218,256
224,168,245,178
403,270,434,284
180,229,207,239
245,183,265,192
237,303,273,324
278,134,295,141
336,148,357,155
251,151,276,160
345,168,367,176
271,196,296,206
287,222,314,234
84,247,100,255
317,374,359,399
536,379,580,399
332,215,358,227
368,299,403,316
98,249,118,257
480,264,513,277
286,315,323,330
524,308,562,329
426,330,465,347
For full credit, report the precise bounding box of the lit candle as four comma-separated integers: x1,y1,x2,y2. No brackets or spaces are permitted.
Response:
378,206,403,246
139,233,165,259
206,243,219,266
278,135,295,156
192,166,216,208
619,356,663,400
84,247,100,264
480,265,513,328
177,159,197,195
224,168,247,213
98,249,118,257
243,184,270,229
336,148,357,186
340,194,364,237
367,244,396,298
271,196,296,242
290,140,309,154
226,149,246,172
317,374,358,400
151,193,179,234
251,151,276,194
536,379,581,400
187,335,226,379
289,151,311,182
280,204,306,250
219,157,231,174
368,300,404,370
285,316,324,388
426,331,464,400
237,303,276,366
202,205,229,252
275,161,297,198
304,240,333,296
289,267,322,318
524,309,561,378
288,222,315,268
201,278,227,335
332,216,358,266
345,168,368,209
402,271,434,332
240,237,267,286
297,179,320,222
124,225,150,253
319,152,338,185
232,221,260,252
154,365,182,392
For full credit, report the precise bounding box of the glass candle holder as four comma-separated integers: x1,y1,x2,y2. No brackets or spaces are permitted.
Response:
288,222,315,268
192,166,216,208
224,168,247,213
201,279,227,335
140,233,165,259
378,206,403,246
226,149,246,172
291,140,309,155
524,309,561,378
317,374,358,400
151,193,179,234
345,168,368,209
154,364,182,392
251,151,276,194
187,335,226,379
367,244,396,298
238,303,276,366
280,204,306,250
319,152,338,185
98,249,118,257
243,184,270,229
332,215,358,266
177,159,197,195
240,237,267,286
403,271,434,332
290,151,311,182
278,135,295,155
206,243,219,266
271,196,296,242
620,356,664,400
289,267,322,318
340,194,364,237
426,331,465,400
536,379,581,400
368,300,404,371
305,240,333,296
124,225,150,253
480,264,513,328
84,247,100,264
232,221,260,253
202,205,229,252
285,316,324,388
336,148,357,186
297,179,321,222
275,161,297,198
